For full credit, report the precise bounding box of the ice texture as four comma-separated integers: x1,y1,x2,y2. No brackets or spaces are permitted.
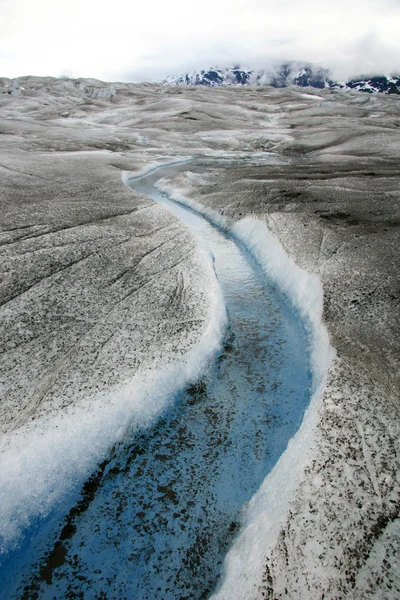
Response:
1,76,398,598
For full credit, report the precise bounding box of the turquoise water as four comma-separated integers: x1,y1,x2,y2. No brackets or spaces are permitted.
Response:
1,164,312,599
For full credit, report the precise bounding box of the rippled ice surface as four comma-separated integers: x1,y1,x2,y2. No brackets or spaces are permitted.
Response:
4,164,312,599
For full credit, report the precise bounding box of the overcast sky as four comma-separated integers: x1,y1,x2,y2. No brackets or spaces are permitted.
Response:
1,0,399,82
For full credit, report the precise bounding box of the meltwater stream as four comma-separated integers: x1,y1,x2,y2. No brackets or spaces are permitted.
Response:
2,163,312,599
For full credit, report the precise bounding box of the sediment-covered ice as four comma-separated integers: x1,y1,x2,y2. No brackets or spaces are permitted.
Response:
1,76,399,598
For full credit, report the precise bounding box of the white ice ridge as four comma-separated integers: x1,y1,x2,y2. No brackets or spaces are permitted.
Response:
0,246,227,554
155,177,335,600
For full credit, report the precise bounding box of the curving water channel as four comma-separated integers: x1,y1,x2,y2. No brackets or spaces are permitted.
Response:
1,163,312,599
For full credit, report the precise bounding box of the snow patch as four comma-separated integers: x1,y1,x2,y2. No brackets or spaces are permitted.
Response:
300,93,325,100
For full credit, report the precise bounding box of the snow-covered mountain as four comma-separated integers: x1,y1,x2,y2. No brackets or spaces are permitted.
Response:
164,64,400,94
344,75,400,94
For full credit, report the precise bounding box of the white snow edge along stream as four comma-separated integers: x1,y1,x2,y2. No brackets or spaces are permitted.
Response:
154,176,335,599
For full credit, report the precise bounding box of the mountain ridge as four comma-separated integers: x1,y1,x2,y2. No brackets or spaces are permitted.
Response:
164,63,400,94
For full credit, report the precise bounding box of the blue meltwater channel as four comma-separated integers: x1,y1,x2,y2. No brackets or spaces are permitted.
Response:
2,163,312,599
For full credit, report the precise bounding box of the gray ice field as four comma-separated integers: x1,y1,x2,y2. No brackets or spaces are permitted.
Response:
0,77,399,598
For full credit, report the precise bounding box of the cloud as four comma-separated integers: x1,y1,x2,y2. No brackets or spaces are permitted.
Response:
0,0,399,81
329,33,400,80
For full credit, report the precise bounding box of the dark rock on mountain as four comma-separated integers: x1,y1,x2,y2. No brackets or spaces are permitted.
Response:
345,75,400,94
